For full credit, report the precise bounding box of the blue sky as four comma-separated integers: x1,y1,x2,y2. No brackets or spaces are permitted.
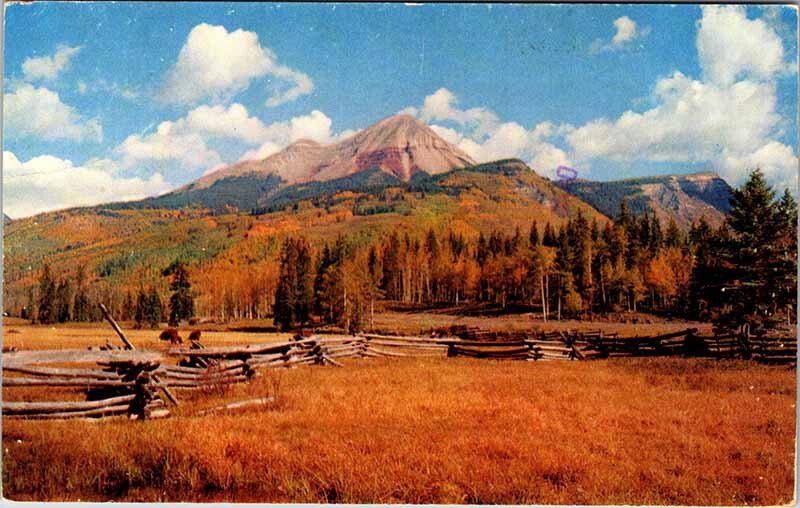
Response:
3,3,798,217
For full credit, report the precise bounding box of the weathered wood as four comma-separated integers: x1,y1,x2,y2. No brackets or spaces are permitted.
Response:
9,404,131,420
164,374,248,388
3,365,121,379
366,340,448,349
3,349,162,369
3,394,136,415
3,376,134,387
99,303,135,350
151,374,179,406
167,338,318,357
366,346,410,357
321,354,344,367
196,397,275,416
361,333,454,344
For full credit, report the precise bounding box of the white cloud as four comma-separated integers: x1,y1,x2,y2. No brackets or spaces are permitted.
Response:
237,142,284,163
569,6,796,190
236,110,337,162
568,72,779,163
697,6,788,87
407,89,572,177
3,151,171,218
115,120,224,170
117,104,341,173
265,66,314,107
590,16,649,54
4,84,103,142
612,16,637,45
22,44,82,81
77,79,140,101
718,141,798,190
237,111,359,161
420,88,499,138
159,23,313,106
183,103,274,144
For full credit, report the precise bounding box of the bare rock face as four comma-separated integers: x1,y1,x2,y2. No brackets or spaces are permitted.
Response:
192,115,475,189
561,172,733,228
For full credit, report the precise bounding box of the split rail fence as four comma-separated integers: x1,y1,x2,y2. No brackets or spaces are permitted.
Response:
2,310,795,422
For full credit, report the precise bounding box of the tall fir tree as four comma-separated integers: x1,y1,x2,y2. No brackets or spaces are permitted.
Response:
73,265,90,322
715,169,790,333
166,262,194,326
37,263,56,324
147,287,163,328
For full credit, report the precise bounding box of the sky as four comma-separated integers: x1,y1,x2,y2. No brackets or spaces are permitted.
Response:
3,3,798,218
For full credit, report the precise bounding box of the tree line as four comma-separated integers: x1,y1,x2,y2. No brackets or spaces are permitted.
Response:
269,169,796,334
21,169,796,336
27,261,195,328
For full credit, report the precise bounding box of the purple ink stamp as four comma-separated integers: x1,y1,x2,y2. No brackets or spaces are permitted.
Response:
556,165,578,182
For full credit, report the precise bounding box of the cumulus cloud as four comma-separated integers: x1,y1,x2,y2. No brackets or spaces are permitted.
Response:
570,6,797,190
697,5,789,86
3,151,171,218
237,110,338,162
115,119,224,170
407,89,572,177
159,23,313,106
116,103,342,174
567,73,779,162
4,84,103,142
590,16,649,54
22,44,82,81
419,88,499,139
76,79,140,101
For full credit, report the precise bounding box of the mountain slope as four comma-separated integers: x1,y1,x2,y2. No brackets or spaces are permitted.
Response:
193,114,475,187
128,114,476,213
3,159,609,313
560,172,733,227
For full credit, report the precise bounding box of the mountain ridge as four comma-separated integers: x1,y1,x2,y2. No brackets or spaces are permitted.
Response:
190,114,476,190
559,171,733,227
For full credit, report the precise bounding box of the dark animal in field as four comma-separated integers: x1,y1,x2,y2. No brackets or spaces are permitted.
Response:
159,328,183,344
188,330,202,342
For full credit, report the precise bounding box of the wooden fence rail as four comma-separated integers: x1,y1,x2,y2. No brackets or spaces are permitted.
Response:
3,310,795,422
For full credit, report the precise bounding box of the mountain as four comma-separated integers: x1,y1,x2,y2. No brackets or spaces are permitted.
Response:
3,159,609,313
127,114,476,213
194,114,474,187
559,172,733,228
3,214,11,224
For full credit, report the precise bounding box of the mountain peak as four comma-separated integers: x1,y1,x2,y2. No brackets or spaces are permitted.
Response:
288,138,322,148
195,114,476,188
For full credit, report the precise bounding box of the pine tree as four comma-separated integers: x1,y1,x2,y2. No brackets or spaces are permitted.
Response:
37,263,56,324
55,278,72,323
123,291,134,321
147,287,163,328
649,212,663,256
542,222,557,247
23,286,35,322
166,262,194,326
774,189,798,323
716,169,786,333
664,217,683,248
134,287,147,329
314,244,333,315
73,265,90,322
529,220,540,246
274,238,298,331
381,233,402,299
273,237,314,330
295,238,314,324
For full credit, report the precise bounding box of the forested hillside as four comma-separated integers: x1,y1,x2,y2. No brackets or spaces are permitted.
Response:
3,159,606,321
560,172,733,228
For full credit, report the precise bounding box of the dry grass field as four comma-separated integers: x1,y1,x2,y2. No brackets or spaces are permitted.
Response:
2,321,796,504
